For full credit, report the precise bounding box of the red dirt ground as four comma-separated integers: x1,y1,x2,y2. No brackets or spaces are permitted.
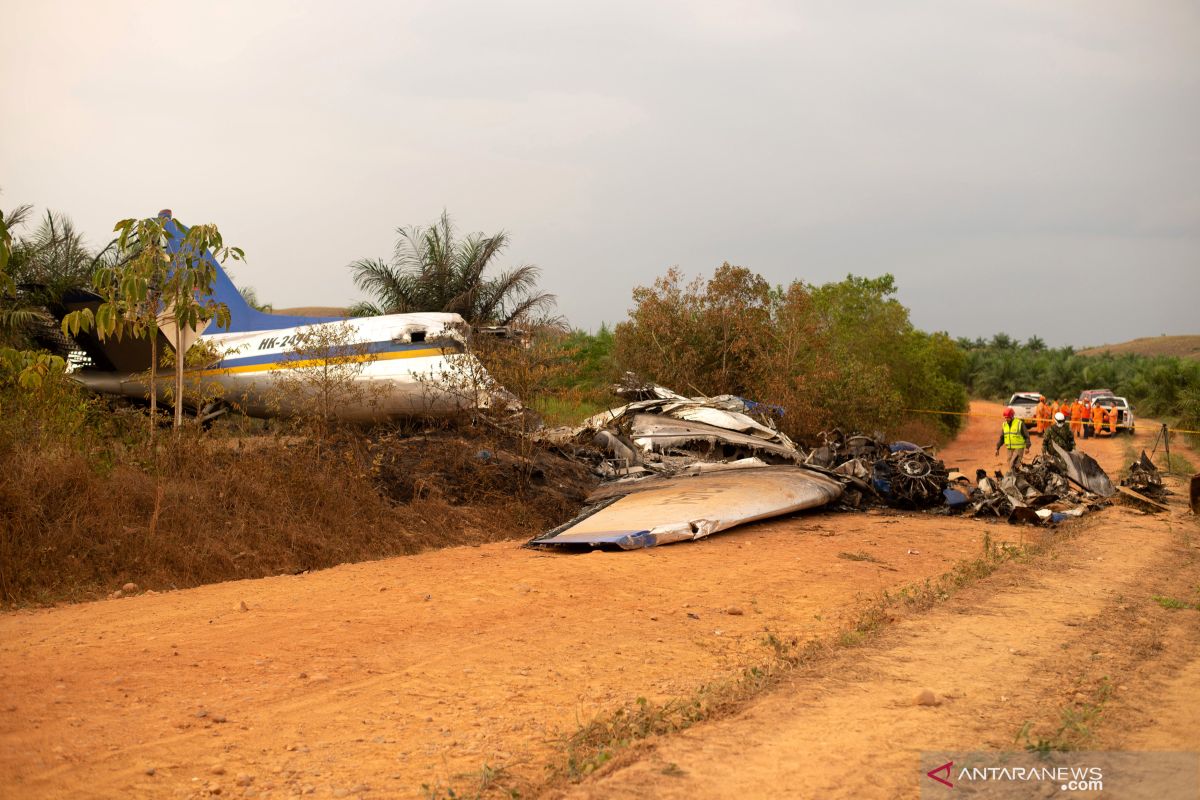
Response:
1,402,1196,799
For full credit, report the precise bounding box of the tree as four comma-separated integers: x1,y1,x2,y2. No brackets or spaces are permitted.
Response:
990,332,1017,350
613,266,968,441
611,264,774,398
0,205,30,345
8,210,113,300
348,211,557,326
0,202,24,274
238,285,273,312
0,203,70,397
1,203,114,348
269,322,380,457
62,215,243,433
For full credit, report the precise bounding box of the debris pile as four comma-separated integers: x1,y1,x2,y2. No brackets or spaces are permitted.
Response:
1122,451,1166,499
531,384,839,549
804,430,948,509
954,457,1100,524
562,383,800,479
531,383,1124,549
1116,451,1172,513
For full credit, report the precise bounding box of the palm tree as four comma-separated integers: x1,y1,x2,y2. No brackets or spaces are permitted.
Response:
1,203,37,344
990,332,1017,350
1,205,116,348
348,211,558,326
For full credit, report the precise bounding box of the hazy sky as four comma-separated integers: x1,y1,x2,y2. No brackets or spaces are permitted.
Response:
2,1,1197,347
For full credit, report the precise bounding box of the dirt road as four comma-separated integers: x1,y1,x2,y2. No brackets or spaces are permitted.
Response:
1,405,1196,798
566,415,1200,798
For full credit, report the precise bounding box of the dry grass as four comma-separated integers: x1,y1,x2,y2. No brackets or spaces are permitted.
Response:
1077,335,1200,361
0,425,593,605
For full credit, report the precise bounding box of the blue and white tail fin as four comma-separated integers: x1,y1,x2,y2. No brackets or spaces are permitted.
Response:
160,209,341,334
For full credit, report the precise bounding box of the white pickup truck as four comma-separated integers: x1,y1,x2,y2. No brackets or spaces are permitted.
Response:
1007,392,1045,432
1093,395,1136,435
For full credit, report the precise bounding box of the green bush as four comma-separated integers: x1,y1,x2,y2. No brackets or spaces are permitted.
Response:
610,266,968,441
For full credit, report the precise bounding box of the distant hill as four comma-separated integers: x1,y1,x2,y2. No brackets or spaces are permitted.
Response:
271,307,349,317
1078,335,1200,360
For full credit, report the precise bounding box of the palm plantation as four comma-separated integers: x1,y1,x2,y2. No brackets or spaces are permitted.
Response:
348,211,557,327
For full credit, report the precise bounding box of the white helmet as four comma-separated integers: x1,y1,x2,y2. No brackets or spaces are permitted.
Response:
1054,412,1066,422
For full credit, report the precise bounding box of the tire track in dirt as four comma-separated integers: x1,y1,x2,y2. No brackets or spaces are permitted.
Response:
560,418,1200,799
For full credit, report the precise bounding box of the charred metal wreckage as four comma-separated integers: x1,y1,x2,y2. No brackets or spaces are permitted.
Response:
531,383,1123,550
1116,451,1173,513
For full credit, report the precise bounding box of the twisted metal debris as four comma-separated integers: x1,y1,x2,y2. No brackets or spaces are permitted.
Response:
534,382,1121,547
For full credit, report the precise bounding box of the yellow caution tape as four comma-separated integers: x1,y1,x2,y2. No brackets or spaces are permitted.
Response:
903,408,1200,436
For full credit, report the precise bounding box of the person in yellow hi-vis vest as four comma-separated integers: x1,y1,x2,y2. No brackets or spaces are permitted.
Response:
995,407,1032,470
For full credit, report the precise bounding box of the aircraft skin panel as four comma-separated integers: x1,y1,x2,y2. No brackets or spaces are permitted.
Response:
529,466,844,549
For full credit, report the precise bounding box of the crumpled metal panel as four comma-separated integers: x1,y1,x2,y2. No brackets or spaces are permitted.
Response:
578,395,798,456
627,413,799,460
528,466,843,549
1051,442,1116,497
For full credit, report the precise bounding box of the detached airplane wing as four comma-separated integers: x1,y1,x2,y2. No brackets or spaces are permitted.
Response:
529,465,843,549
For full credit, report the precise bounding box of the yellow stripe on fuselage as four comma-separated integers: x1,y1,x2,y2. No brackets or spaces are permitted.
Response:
195,347,454,377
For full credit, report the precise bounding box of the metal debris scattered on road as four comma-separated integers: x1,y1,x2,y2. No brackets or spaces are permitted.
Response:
1121,451,1166,499
532,383,1127,548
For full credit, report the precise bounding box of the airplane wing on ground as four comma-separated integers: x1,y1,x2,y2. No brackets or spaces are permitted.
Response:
527,465,843,550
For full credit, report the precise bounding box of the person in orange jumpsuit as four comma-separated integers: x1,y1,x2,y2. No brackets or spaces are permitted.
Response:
1108,405,1119,435
1039,399,1052,433
1070,400,1083,437
1091,402,1105,437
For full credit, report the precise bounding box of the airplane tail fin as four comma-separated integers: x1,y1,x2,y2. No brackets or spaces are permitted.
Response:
160,209,340,335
